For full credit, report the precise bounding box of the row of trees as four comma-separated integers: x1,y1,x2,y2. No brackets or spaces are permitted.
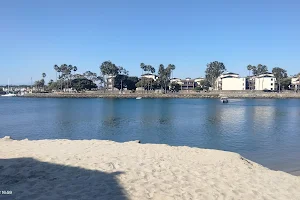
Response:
35,65,100,92
34,60,299,93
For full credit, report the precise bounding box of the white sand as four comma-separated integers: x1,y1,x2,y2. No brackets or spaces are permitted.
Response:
1,138,300,200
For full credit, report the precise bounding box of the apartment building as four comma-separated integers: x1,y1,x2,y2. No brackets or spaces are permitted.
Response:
254,73,276,91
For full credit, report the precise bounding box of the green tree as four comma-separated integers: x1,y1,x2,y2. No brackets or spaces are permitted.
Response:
136,77,153,90
113,75,128,90
200,79,211,90
140,63,156,91
252,64,268,76
100,61,127,91
113,75,139,91
53,64,62,90
73,66,77,77
48,79,53,85
34,79,45,91
83,71,98,81
194,86,202,92
48,80,58,91
96,76,105,88
168,64,176,78
54,65,59,82
42,73,46,90
247,65,254,76
170,82,180,92
272,67,287,92
140,63,146,75
281,78,291,90
205,61,226,89
158,64,172,93
126,76,139,91
71,78,97,91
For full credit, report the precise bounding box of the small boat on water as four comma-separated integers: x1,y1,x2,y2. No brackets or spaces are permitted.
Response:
1,79,16,97
220,97,229,103
1,93,17,97
136,97,142,100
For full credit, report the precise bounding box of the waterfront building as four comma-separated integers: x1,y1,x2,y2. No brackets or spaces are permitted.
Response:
170,77,202,90
141,73,158,81
254,73,276,91
291,76,299,91
215,73,246,91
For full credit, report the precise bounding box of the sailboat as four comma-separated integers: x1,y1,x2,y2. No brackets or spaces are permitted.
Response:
1,79,16,97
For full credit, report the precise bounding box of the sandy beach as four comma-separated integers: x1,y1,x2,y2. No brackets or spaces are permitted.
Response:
1,137,300,200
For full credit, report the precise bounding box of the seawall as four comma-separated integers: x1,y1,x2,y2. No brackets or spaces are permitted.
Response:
21,91,300,99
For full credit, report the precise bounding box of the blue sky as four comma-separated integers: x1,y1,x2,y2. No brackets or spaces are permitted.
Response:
0,0,299,85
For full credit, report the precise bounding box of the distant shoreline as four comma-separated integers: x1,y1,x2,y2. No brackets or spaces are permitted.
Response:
20,92,300,99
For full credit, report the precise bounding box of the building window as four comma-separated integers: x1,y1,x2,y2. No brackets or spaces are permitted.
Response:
271,88,273,90
271,78,273,81
271,83,273,86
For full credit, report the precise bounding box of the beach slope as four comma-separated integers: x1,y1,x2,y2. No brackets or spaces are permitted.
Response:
1,138,300,200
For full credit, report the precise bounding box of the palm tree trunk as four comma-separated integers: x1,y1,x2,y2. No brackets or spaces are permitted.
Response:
56,72,58,91
60,73,62,91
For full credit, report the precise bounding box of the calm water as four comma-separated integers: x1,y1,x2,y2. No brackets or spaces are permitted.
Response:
1,97,300,173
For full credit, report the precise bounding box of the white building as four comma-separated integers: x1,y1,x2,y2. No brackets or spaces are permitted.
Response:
141,73,158,81
222,77,246,90
291,76,299,90
106,75,117,91
194,77,204,86
170,78,182,84
170,77,198,90
254,73,276,91
215,73,246,90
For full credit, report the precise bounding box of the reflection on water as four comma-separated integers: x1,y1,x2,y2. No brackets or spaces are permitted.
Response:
0,98,300,173
253,106,276,132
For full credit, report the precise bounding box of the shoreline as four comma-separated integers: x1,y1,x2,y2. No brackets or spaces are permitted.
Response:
20,92,300,99
1,137,300,199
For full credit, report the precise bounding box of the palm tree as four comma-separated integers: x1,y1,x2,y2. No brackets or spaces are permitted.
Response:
42,73,47,91
247,65,253,90
140,63,146,75
168,64,176,78
54,65,59,83
272,67,287,92
247,65,253,77
57,66,62,91
73,66,77,77
67,65,73,89
150,66,156,90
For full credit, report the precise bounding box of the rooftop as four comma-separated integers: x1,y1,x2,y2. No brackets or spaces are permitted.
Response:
223,72,239,75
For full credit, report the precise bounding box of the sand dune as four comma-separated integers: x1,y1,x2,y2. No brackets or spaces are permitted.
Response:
1,137,300,200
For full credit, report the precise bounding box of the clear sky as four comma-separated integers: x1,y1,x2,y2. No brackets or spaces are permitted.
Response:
0,0,299,85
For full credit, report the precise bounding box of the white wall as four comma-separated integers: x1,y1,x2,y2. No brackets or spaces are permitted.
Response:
141,74,157,81
255,77,276,90
291,77,299,85
222,78,246,90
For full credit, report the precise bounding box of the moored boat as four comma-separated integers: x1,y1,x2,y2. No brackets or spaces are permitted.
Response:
220,97,229,103
1,79,16,97
1,93,17,97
